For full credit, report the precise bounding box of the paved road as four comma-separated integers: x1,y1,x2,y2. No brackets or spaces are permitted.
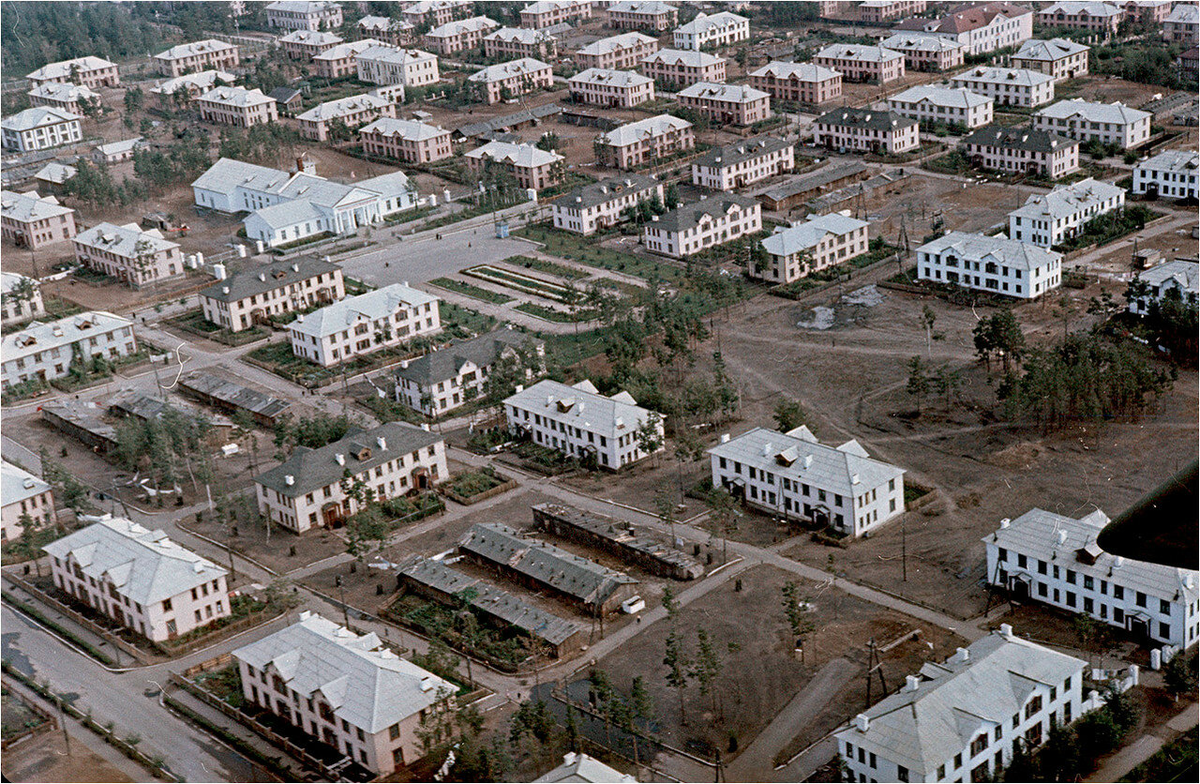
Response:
1086,701,1199,783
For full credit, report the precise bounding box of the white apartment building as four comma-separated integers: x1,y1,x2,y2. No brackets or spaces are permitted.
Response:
520,0,592,29
153,39,240,77
1128,259,1199,315
887,86,994,129
2,460,55,543
233,612,455,775
608,1,679,31
27,82,101,115
757,212,870,283
1,272,45,327
360,118,453,163
985,508,1200,649
149,71,236,108
1,190,77,249
483,27,560,61
643,193,761,258
672,11,750,51
469,58,555,104
1032,99,1152,149
196,85,279,127
961,125,1081,178
838,629,1089,784
709,425,905,536
297,93,396,142
575,32,660,70
691,137,795,191
255,422,447,531
594,114,695,169
677,81,771,126
639,49,727,88
288,283,440,367
858,0,928,23
198,257,344,333
280,29,344,60
813,44,906,83
552,173,664,234
1133,149,1198,200
950,67,1055,107
1011,38,1090,82
423,16,500,55
464,141,564,191
312,39,382,78
813,108,920,155
45,516,229,642
917,231,1063,299
1,107,82,153
356,46,440,87
504,379,666,470
568,68,655,108
25,56,120,88
894,1,1033,55
403,0,473,28
747,61,842,105
1008,178,1126,247
395,329,545,416
2,311,136,391
878,33,967,71
265,1,343,31
73,222,183,288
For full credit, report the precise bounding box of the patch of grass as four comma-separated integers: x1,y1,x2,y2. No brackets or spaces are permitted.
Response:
167,310,268,346
465,265,575,302
516,224,681,283
428,277,514,304
442,301,497,339
192,665,244,708
442,466,510,500
506,255,590,280
514,302,593,322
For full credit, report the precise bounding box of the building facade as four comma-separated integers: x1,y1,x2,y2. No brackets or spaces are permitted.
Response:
813,108,920,154
643,193,762,258
153,39,240,77
747,61,842,104
198,257,345,332
403,0,473,28
887,86,995,129
395,329,545,416
878,33,968,71
2,460,55,542
1128,259,1199,316
672,11,750,50
813,44,906,83
594,114,695,169
73,222,183,288
288,284,441,367
757,212,870,283
639,49,727,88
196,86,280,127
568,68,655,107
1011,38,1090,81
25,56,120,88
360,118,452,163
520,0,592,28
297,93,396,142
961,125,1080,177
1032,99,1152,149
469,58,555,104
1132,149,1198,199
950,67,1055,107
150,71,236,108
677,81,771,126
1,190,77,249
2,311,136,390
895,2,1033,55
265,1,343,31
423,16,500,55
691,137,795,191
575,32,660,69
1008,178,1126,247
552,174,664,234
464,141,564,191
312,39,382,78
1,107,83,153
27,82,101,115
483,27,560,60
280,29,344,60
1,272,45,328
608,1,679,31
1163,4,1199,44
858,0,927,23
1038,2,1125,36
916,231,1063,299
355,46,440,87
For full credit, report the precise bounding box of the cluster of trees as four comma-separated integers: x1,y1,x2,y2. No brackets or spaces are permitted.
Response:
1126,280,1198,366
1091,42,1189,89
905,355,964,415
218,123,302,167
973,309,1026,374
272,411,357,456
62,159,149,209
111,408,215,502
132,129,213,191
1,2,162,76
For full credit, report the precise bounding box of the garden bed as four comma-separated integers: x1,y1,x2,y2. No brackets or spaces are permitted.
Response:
516,224,678,283
439,466,517,505
428,277,514,305
464,264,577,302
506,255,590,280
166,310,269,346
514,302,593,322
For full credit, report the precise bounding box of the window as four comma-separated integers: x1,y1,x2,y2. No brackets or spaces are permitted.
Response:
1025,695,1042,720
162,598,173,612
897,766,909,782
1136,591,1147,608
1161,599,1171,615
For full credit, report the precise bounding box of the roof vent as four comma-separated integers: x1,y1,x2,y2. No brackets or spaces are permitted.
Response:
222,286,230,294
851,473,860,484
1113,556,1124,569
23,478,36,489
420,676,435,692
1000,517,1010,529
999,623,1014,639
285,475,295,486
292,263,299,272
1057,530,1068,546
193,561,205,573
803,454,813,469
905,675,920,692
855,713,870,732
762,441,772,457
258,273,267,281
335,453,345,466
955,646,970,663
376,436,387,450
720,433,730,443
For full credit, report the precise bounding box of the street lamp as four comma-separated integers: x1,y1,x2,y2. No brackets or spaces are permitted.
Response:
335,575,349,629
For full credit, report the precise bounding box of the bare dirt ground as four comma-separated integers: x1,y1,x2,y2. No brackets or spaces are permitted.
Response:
0,724,134,783
1056,74,1189,108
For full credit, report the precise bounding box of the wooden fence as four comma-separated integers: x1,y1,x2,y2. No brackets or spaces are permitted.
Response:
5,574,147,663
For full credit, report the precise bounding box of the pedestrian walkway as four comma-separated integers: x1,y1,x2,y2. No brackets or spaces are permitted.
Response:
1087,701,1199,783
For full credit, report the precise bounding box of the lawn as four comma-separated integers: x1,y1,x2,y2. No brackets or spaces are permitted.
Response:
515,302,593,322
506,255,590,280
516,224,682,283
465,265,576,302
429,277,514,304
441,466,513,503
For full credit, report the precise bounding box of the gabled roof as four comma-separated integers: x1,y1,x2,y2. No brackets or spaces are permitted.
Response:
313,38,383,61
359,116,447,141
151,70,236,96
1,106,81,132
356,45,437,65
358,15,414,33
74,222,178,256
2,459,51,509
815,44,905,63
485,26,557,45
34,162,77,184
395,328,542,388
536,752,637,783
0,190,74,223
1040,1,1125,18
426,15,499,38
1166,4,1199,23
577,32,657,56
952,66,1054,87
815,108,918,132
266,1,341,13
961,124,1078,153
749,61,841,81
465,140,563,169
889,86,992,109
608,1,677,14
678,81,768,103
296,92,390,122
280,29,343,46
26,56,117,81
1013,37,1090,62
233,611,454,735
1135,148,1199,175
198,256,341,302
504,378,663,439
693,136,793,170
95,137,144,157
569,67,653,88
43,516,227,605
3,311,131,361
642,48,725,68
674,10,748,35
197,85,275,107
154,39,238,61
1138,259,1199,296
917,230,1062,272
762,213,869,257
27,82,100,104
900,2,1032,35
191,157,290,194
599,114,692,146
469,57,553,83
179,372,291,420
1008,177,1125,221
290,283,437,339
880,33,968,53
1034,98,1151,126
653,193,758,233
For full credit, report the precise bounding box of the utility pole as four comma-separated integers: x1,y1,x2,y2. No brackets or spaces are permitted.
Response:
335,575,349,629
902,517,907,582
56,693,71,757
865,637,887,707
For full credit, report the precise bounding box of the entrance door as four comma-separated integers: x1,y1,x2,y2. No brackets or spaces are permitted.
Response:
323,503,342,528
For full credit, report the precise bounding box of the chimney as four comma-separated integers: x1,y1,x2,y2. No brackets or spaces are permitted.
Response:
1113,556,1124,569
762,441,772,457
563,752,578,765
720,433,730,443
285,475,295,486
999,623,1013,639
258,273,267,282
1057,530,1068,546
905,675,920,692
803,454,813,469
222,286,230,294
335,453,345,466
855,713,870,732
955,646,970,664
292,263,299,272
23,478,36,489
420,676,435,692
194,561,205,573
377,436,387,450
851,473,860,484
1000,517,1010,529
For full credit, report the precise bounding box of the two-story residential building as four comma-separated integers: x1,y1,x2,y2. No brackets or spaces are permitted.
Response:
813,108,920,154
153,39,239,77
888,86,995,129
150,71,236,109
288,283,440,367
1032,98,1152,149
757,212,870,283
45,516,230,642
356,16,416,47
469,58,555,104
1163,3,1199,44
985,508,1199,648
878,33,968,71
297,93,396,142
395,329,545,416
1038,1,1125,36
552,174,664,234
403,0,473,28
1008,178,1126,247
961,125,1080,177
423,16,500,55
568,68,655,107
312,39,382,78
640,49,727,88
280,29,344,60
575,32,660,70
483,27,560,61
520,0,592,28
255,422,447,531
196,86,279,127
594,114,695,169
747,61,842,105
672,11,749,50
950,67,1055,107
1123,0,1172,24
1128,259,1199,315
1,107,82,153
1011,38,1090,81
837,629,1090,784
360,118,452,163
504,379,666,469
232,612,455,775
2,460,55,542
916,231,1063,298
709,424,905,536
73,222,183,288
1,190,77,249
691,137,795,191
27,82,101,115
813,44,906,83
265,0,343,31
677,82,771,126
356,46,440,87
859,0,928,22
1,272,45,328
894,2,1033,55
464,140,564,191
1133,149,1198,200
608,1,679,31
2,311,136,390
198,256,344,332
643,193,761,258
26,56,120,88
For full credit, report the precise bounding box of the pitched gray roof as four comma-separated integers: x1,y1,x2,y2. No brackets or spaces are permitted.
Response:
1034,98,1151,126
889,86,992,110
233,611,454,734
760,161,867,203
74,222,178,257
2,459,51,509
919,231,1062,272
43,516,227,605
0,190,74,223
748,61,840,81
693,136,793,170
1013,37,1090,62
762,213,869,257
815,108,917,132
961,124,1078,154
459,523,638,606
454,103,562,137
532,503,704,579
504,379,663,441
599,114,692,147
652,193,758,233
198,256,341,303
178,372,291,421
395,329,542,388
951,67,1054,88
815,44,905,63
1138,259,1199,296
678,81,769,103
1008,177,1124,222
1,106,82,132
556,173,659,209
290,283,437,339
255,421,443,498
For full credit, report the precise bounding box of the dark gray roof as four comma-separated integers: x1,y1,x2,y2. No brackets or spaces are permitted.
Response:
693,136,794,171
395,329,542,388
454,104,561,138
652,193,759,233
108,391,232,428
760,161,867,203
198,256,342,303
179,372,291,421
962,124,1079,154
557,173,660,210
268,87,302,103
815,108,918,132
398,557,582,646
459,523,637,607
533,503,704,579
255,421,443,498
